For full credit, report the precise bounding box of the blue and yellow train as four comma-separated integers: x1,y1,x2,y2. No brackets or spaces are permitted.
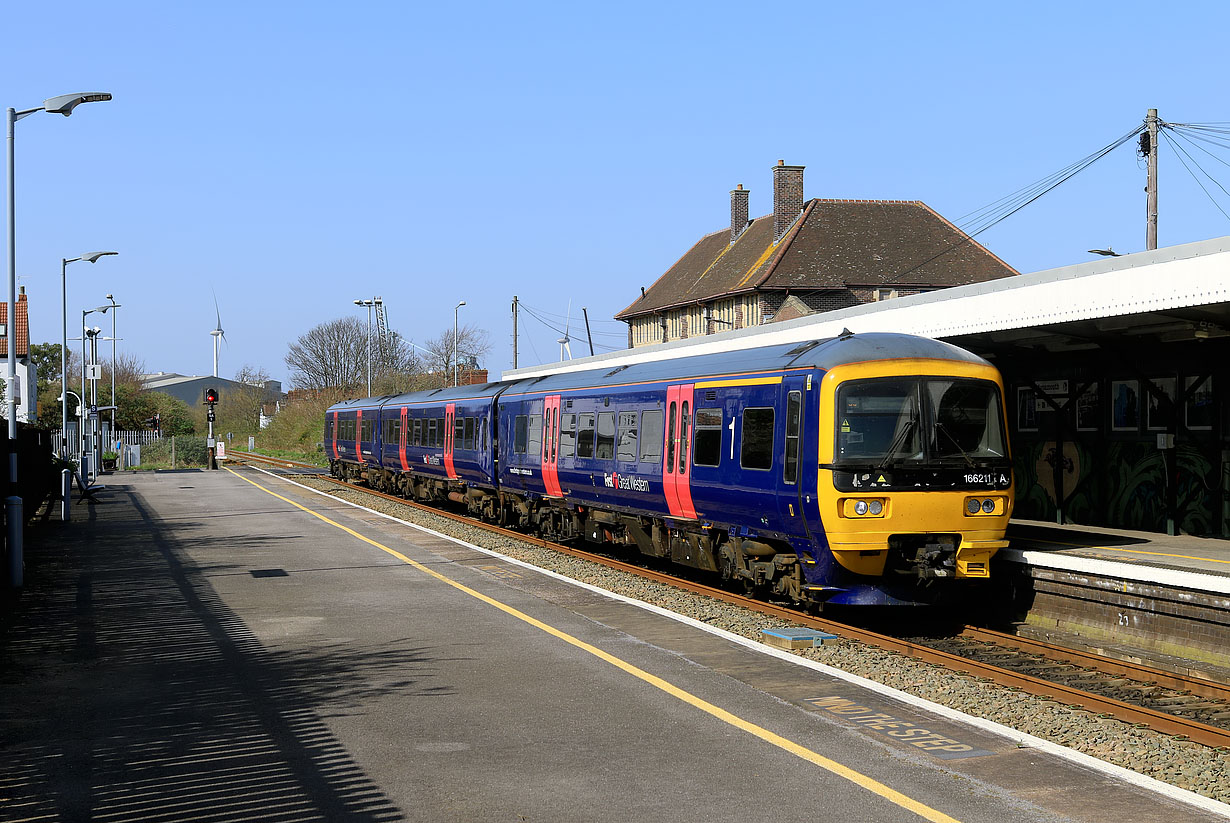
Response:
326,331,1013,607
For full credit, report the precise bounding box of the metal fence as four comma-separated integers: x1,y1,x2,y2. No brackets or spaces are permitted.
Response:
52,428,161,455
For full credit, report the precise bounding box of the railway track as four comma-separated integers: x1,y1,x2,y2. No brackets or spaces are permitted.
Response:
229,450,1230,749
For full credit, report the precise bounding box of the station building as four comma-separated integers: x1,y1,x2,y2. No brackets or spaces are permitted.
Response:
510,237,1230,540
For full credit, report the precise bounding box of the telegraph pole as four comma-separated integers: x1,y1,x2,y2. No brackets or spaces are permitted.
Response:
1146,108,1159,251
511,295,519,369
582,307,594,356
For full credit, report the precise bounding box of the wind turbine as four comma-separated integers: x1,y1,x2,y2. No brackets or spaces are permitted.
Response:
558,299,573,361
210,295,227,378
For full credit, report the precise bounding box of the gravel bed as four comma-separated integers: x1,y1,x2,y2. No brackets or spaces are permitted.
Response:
296,475,1230,804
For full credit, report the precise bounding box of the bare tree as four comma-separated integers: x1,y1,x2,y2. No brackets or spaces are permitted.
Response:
419,324,491,383
286,316,423,393
285,317,367,391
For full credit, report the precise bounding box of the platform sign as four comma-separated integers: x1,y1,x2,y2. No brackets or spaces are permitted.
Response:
217,441,227,461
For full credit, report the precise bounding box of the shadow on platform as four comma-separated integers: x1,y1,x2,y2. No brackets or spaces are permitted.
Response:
0,486,452,822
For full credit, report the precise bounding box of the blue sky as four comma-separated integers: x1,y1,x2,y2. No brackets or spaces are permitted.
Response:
2,1,1227,388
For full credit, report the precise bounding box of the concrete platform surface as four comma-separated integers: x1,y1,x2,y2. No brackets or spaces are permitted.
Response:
1007,519,1230,591
0,468,1224,822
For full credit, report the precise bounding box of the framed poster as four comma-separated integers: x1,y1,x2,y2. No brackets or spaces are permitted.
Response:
1016,386,1037,432
1185,376,1214,431
1111,380,1139,432
1147,377,1176,431
1076,384,1099,432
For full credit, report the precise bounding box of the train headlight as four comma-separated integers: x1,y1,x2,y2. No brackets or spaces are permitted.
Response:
843,498,887,518
965,496,1002,516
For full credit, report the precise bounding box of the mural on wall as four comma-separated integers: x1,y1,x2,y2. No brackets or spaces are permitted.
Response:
1012,437,1218,535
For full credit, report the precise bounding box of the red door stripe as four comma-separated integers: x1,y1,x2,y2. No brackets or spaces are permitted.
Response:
356,409,364,465
542,395,562,497
444,403,457,479
676,384,697,519
332,411,339,460
399,407,409,471
663,386,681,517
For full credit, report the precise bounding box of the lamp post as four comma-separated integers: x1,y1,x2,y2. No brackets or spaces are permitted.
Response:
453,300,466,387
353,297,381,397
7,91,111,586
105,294,120,433
81,307,108,479
60,252,116,459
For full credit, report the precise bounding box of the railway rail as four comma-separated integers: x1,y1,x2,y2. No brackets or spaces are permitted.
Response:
229,449,1230,749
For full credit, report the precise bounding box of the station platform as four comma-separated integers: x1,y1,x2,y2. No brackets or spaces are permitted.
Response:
997,520,1230,678
1,469,1225,822
1005,520,1230,591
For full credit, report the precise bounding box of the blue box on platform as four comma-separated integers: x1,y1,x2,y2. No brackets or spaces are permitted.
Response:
761,627,839,650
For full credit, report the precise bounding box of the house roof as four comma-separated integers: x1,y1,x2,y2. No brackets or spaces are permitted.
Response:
0,292,30,358
615,199,1018,320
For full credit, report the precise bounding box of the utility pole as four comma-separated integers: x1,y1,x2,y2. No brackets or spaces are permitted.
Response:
582,307,594,356
511,295,519,369
1146,107,1159,251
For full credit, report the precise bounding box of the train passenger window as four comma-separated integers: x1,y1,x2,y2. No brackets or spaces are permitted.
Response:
514,415,528,454
576,413,595,459
527,414,542,458
640,410,664,461
784,392,802,484
666,402,676,473
361,420,373,443
596,412,615,460
454,416,465,450
616,412,638,461
741,407,774,470
693,408,723,467
413,418,422,446
427,418,437,448
481,418,488,452
464,417,475,451
559,413,576,458
678,402,690,473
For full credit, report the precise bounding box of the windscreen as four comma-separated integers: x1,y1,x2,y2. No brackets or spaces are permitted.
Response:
836,377,1006,465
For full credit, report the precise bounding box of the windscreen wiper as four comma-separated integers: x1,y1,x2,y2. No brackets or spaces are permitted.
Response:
877,405,919,469
933,422,975,469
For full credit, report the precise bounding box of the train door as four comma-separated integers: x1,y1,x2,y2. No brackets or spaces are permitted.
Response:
399,407,409,471
331,411,339,460
779,377,815,542
663,384,698,519
356,410,365,465
444,403,457,479
542,395,562,497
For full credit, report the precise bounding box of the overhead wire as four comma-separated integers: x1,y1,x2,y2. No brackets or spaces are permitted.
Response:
1159,127,1230,223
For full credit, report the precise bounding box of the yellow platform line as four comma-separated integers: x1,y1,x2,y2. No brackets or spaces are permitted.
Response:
225,467,961,823
1015,537,1230,566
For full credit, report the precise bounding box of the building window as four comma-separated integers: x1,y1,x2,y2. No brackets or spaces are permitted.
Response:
874,288,898,301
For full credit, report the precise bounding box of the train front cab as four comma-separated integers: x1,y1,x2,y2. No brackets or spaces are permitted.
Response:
813,357,1013,604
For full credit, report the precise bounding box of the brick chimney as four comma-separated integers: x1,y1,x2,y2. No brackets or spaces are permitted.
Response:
772,160,805,242
730,184,749,243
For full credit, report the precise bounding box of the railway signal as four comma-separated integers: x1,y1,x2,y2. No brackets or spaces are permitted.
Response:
205,387,219,469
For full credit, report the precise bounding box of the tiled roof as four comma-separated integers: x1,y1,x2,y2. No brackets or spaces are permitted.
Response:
0,293,30,358
616,199,1018,320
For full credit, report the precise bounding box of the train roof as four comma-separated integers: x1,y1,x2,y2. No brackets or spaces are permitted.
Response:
499,331,989,396
327,332,991,413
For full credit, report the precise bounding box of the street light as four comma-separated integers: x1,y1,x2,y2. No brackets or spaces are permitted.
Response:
105,293,120,433
353,297,381,397
7,91,111,586
81,308,108,478
453,300,466,387
60,252,116,459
